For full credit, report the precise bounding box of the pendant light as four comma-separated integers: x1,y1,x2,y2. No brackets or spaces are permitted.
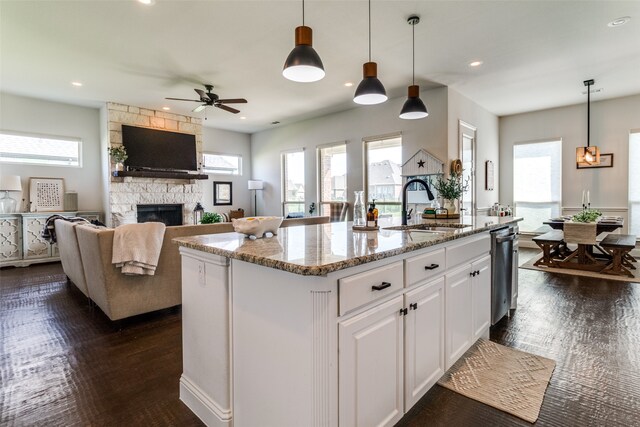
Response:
283,0,325,83
576,79,600,165
400,15,428,120
353,0,387,105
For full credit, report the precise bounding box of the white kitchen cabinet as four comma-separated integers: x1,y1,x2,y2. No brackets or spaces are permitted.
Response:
0,215,22,264
445,263,473,369
404,277,445,409
471,255,492,341
339,295,405,427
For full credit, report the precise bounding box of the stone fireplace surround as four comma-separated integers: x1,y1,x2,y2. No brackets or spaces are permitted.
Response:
106,102,204,226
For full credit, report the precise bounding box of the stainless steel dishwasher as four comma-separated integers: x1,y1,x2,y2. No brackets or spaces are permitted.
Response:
490,226,516,325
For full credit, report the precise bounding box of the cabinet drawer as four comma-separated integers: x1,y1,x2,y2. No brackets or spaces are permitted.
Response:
405,248,445,287
446,233,490,269
339,261,403,315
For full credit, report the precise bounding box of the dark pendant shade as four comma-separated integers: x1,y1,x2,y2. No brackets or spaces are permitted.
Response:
353,62,387,105
400,85,428,119
283,26,325,83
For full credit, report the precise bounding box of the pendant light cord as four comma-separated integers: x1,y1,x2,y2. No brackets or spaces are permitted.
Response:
302,0,305,26
368,0,371,62
587,80,591,148
412,19,415,85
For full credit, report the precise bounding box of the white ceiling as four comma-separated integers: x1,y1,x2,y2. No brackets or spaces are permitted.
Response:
2,1,639,134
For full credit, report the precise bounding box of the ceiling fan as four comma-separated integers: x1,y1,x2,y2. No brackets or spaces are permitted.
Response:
166,84,247,114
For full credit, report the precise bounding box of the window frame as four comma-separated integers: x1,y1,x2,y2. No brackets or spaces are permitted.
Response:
512,138,563,233
0,130,82,168
317,141,347,216
201,151,243,176
281,148,306,216
628,129,640,239
363,133,403,213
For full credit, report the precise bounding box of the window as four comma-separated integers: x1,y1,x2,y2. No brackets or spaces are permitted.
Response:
202,152,242,175
282,150,305,217
0,131,81,167
365,135,402,218
629,131,640,237
513,140,562,233
318,143,347,216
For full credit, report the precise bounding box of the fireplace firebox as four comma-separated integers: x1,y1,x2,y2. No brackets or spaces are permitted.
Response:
137,204,183,226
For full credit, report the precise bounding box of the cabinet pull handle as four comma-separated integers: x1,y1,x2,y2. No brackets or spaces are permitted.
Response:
410,302,418,310
424,263,439,270
399,308,408,316
476,270,480,275
372,282,391,291
470,271,476,277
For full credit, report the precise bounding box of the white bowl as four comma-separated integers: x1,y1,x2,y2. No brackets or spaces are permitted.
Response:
232,216,284,238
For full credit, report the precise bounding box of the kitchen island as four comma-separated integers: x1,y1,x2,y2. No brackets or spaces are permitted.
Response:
174,216,521,427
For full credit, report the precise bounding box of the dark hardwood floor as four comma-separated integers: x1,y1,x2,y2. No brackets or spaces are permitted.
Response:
1,249,639,426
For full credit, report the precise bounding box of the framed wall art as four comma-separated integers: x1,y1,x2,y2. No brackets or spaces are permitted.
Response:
577,153,614,169
29,177,65,212
213,181,233,206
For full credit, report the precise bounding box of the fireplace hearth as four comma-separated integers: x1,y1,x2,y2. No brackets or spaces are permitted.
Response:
137,204,183,226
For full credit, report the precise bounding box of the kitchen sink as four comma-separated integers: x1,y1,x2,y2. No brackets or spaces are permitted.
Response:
384,224,471,232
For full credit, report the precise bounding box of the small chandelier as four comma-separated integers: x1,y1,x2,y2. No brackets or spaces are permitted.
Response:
353,0,387,105
283,0,325,83
576,79,600,165
399,15,428,120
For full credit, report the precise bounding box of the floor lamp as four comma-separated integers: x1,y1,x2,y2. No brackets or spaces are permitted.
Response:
248,180,263,216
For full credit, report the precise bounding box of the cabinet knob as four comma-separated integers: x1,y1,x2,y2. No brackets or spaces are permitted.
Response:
410,302,418,311
372,282,391,291
399,308,408,316
424,263,439,270
470,271,476,277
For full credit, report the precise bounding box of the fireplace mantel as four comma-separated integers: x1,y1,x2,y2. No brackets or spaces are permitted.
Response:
113,170,208,180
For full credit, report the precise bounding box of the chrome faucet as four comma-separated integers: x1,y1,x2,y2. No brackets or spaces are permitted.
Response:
402,178,435,225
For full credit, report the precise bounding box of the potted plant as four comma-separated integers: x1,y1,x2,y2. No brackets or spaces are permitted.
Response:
572,209,602,223
107,145,128,173
200,212,223,224
432,171,469,214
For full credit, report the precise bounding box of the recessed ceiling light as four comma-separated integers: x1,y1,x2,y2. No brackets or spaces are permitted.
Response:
608,16,631,27
162,107,170,111
469,61,483,67
71,81,83,87
138,0,154,5
240,116,247,120
271,121,280,125
344,82,354,87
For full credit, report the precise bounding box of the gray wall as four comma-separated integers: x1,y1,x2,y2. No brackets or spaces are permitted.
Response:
448,89,500,210
0,92,102,212
251,87,449,216
201,126,253,216
499,94,640,209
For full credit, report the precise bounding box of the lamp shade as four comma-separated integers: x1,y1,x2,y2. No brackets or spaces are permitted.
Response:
353,62,387,105
399,85,429,120
0,175,22,192
283,26,325,83
248,180,264,190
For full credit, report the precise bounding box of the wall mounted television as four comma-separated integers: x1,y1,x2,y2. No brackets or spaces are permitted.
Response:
122,125,198,172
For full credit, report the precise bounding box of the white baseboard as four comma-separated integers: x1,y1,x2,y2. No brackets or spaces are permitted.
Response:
180,375,231,427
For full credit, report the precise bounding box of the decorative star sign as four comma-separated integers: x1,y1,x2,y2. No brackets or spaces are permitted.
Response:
417,159,425,168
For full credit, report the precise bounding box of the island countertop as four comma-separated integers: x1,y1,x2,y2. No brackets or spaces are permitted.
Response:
173,215,522,276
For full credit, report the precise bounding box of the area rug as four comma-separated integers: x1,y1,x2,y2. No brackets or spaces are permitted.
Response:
520,256,640,283
437,339,555,423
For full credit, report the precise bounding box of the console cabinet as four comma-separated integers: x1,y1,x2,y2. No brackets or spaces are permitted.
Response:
0,211,102,268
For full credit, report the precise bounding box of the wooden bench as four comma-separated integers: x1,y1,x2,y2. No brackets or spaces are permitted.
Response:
532,230,566,267
600,234,637,277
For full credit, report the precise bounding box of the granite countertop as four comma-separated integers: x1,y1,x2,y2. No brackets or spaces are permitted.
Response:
174,215,522,276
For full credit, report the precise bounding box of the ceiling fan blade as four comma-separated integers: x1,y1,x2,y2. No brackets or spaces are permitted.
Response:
217,98,248,104
193,104,207,113
165,97,201,102
194,88,211,102
216,104,240,114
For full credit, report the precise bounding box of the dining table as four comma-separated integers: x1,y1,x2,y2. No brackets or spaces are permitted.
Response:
542,218,624,271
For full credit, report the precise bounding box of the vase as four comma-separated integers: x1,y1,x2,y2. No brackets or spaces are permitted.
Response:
443,199,457,215
353,191,366,226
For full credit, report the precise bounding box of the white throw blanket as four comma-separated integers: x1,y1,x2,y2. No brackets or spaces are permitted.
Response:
112,222,166,275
